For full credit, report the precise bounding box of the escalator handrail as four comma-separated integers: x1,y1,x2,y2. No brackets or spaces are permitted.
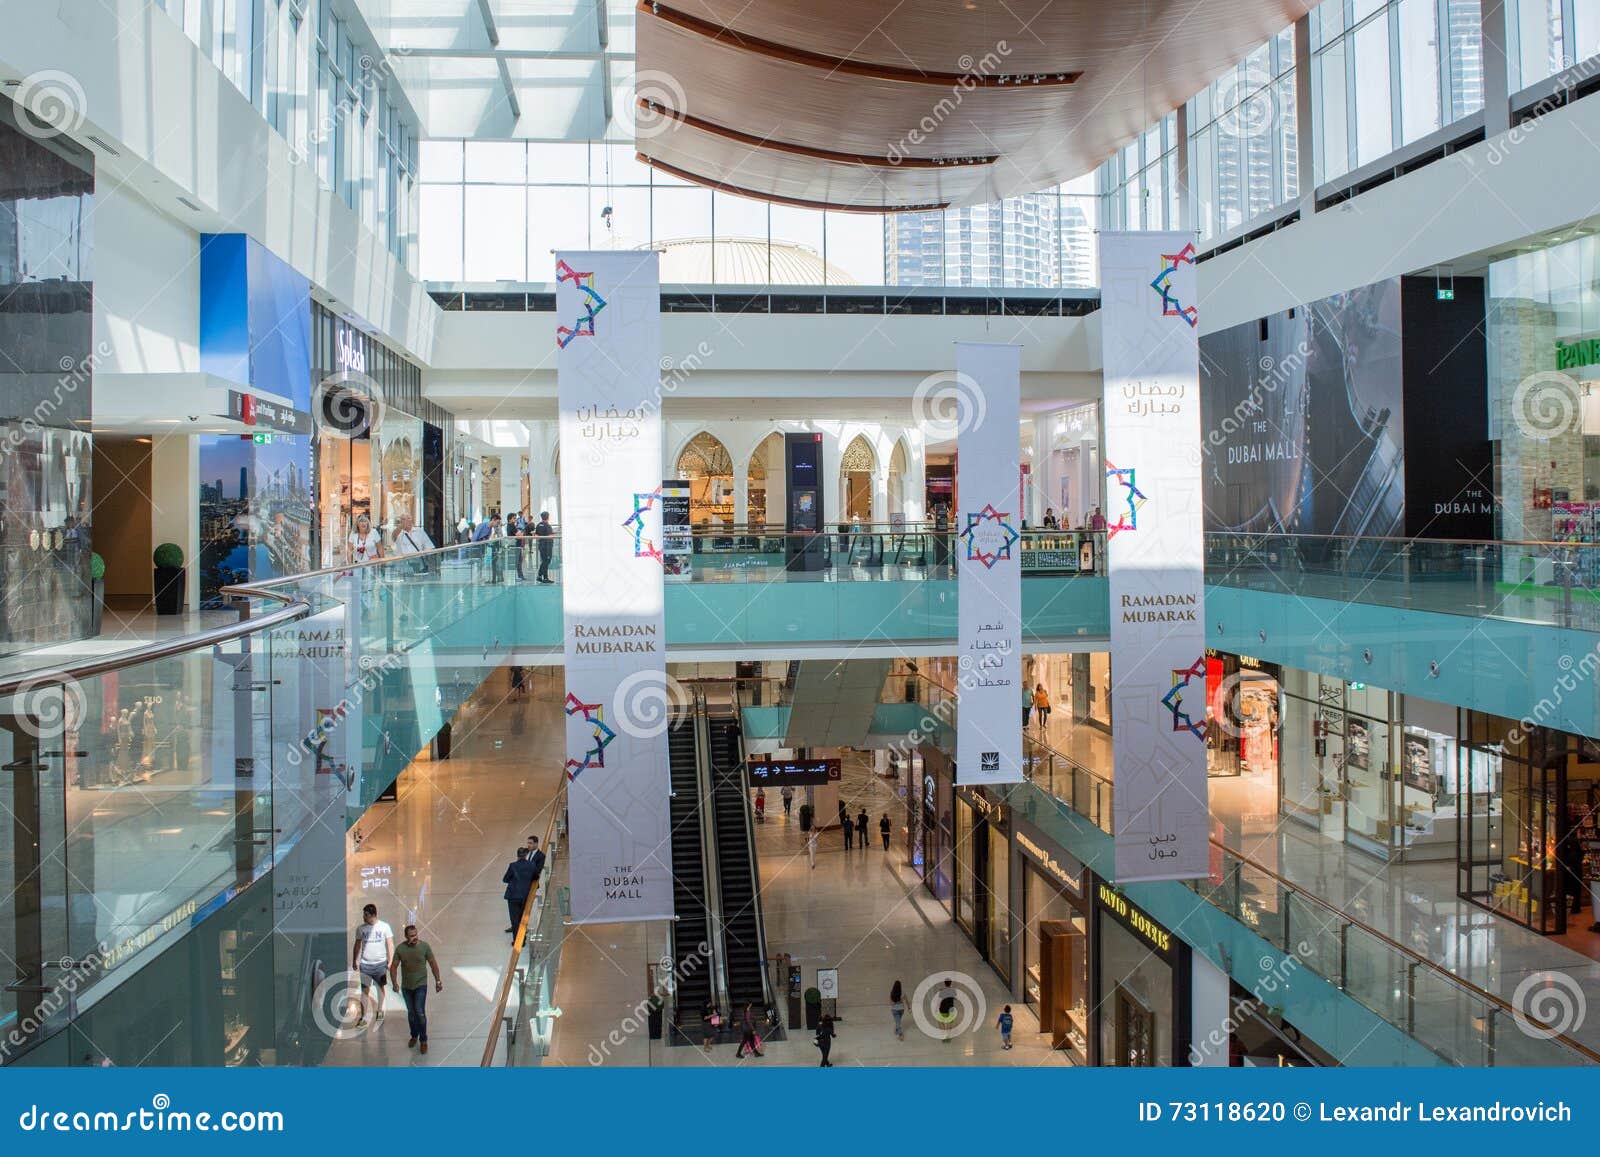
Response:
726,719,776,1010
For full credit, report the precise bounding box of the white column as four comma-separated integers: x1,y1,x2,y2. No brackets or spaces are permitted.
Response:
151,433,200,610
734,471,748,527
1294,15,1317,219
1480,0,1511,137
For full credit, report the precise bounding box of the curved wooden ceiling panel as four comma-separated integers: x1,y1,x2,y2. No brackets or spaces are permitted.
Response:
635,0,1318,209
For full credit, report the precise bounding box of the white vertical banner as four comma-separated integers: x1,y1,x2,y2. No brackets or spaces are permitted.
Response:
955,342,1024,785
556,250,674,923
1099,232,1208,882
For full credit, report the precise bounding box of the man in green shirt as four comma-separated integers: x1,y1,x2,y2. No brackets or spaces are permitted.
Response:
390,925,443,1053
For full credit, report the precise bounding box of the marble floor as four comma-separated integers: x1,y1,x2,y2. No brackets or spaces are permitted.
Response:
323,667,567,1068
545,752,1068,1069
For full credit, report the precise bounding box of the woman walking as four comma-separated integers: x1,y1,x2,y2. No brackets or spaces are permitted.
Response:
735,1002,764,1058
816,1013,837,1066
889,980,906,1040
1032,683,1052,731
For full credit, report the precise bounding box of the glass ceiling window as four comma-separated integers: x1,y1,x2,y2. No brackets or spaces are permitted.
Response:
418,140,1098,289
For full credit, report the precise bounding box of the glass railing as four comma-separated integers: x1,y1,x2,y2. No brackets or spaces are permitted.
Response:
446,524,1105,583
1206,532,1600,631
902,672,1598,1066
486,785,566,1067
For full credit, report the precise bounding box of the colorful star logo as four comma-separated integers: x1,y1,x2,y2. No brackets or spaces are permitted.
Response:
556,259,607,348
1150,242,1198,327
1105,460,1148,538
960,503,1019,569
1161,658,1207,741
564,692,616,780
623,488,664,562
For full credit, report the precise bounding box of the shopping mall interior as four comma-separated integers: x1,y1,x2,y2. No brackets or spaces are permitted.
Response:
9,0,1600,1074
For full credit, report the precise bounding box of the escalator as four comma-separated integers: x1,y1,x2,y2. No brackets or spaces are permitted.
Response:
706,713,772,1011
666,718,713,1023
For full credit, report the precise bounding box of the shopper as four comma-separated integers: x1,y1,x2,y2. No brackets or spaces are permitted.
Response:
350,903,394,1026
936,977,958,1042
347,513,383,566
1033,683,1052,730
502,846,537,934
816,1013,837,1066
390,924,443,1053
889,980,906,1040
390,512,434,560
996,1004,1014,1050
535,511,555,584
807,827,818,869
735,1002,764,1058
1088,506,1107,532
842,813,854,852
701,1001,721,1051
754,788,766,824
780,785,794,817
1022,684,1033,728
854,808,869,848
526,835,546,884
879,813,891,852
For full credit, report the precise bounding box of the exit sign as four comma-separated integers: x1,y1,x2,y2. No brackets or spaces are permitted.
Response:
1436,287,1455,301
251,431,274,445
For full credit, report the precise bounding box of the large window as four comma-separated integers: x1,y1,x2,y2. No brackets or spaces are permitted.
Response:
1312,0,1483,185
1185,30,1299,242
153,0,418,270
1508,0,1600,91
1098,114,1180,233
418,140,1098,288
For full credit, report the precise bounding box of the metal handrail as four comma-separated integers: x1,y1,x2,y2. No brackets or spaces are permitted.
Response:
907,673,1600,1062
481,784,565,1067
1205,840,1600,1064
0,587,309,697
1206,530,1600,550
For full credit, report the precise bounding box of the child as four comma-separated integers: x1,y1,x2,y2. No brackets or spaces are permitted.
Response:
997,1004,1014,1050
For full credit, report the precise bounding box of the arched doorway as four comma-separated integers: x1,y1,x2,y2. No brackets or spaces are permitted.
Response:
676,431,735,528
840,434,876,524
747,432,785,529
888,438,908,523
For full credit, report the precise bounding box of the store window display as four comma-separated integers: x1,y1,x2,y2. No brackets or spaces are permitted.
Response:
1094,882,1188,1066
1017,825,1088,1062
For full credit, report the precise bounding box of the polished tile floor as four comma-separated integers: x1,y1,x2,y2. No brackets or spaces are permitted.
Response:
545,751,1067,1068
323,667,566,1068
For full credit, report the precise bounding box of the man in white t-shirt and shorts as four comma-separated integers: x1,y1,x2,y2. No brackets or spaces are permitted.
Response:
351,902,394,1026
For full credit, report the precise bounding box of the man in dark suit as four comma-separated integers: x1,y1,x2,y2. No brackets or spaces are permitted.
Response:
535,511,556,584
502,847,537,933
526,836,547,883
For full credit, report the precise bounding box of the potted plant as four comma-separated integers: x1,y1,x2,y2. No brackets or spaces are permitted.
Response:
153,543,186,615
804,986,822,1030
798,802,814,832
89,552,105,634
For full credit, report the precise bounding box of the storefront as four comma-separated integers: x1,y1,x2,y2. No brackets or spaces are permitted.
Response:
1205,651,1281,779
913,744,954,909
953,787,1011,982
1094,880,1190,1066
1069,652,1112,734
1460,712,1600,940
310,306,435,568
1277,668,1399,857
1014,820,1090,1062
